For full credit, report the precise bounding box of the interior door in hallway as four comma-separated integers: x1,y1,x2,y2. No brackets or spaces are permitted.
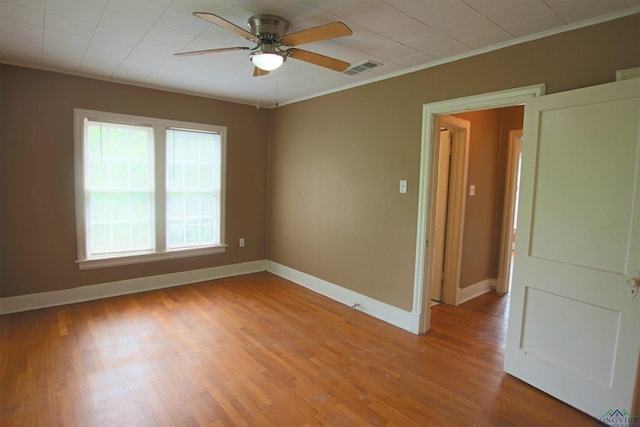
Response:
429,129,451,304
504,77,640,423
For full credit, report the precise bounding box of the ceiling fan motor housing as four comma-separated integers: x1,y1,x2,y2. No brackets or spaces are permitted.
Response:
248,14,289,40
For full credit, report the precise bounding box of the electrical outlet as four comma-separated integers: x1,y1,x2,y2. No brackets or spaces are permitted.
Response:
239,238,245,248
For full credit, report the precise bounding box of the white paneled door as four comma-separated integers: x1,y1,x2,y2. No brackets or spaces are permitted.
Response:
504,77,640,425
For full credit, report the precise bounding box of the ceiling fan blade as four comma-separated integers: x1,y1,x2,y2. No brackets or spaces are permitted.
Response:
193,12,259,42
287,48,350,72
174,47,250,57
253,67,270,77
281,22,352,46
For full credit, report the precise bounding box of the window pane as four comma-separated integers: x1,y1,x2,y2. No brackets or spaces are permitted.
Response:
166,128,220,249
85,121,154,257
168,220,184,246
200,164,213,188
91,224,110,253
200,140,213,160
90,192,110,222
202,195,214,216
89,159,109,188
111,193,128,220
130,161,148,188
186,193,199,216
111,161,129,188
132,223,150,249
185,166,198,188
131,193,151,221
186,138,200,162
185,219,200,244
112,223,131,251
201,218,214,242
167,192,184,219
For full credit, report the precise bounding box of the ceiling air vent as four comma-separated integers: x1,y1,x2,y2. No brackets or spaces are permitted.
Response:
344,60,382,75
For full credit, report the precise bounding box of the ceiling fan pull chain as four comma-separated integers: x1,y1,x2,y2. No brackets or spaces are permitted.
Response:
275,73,279,107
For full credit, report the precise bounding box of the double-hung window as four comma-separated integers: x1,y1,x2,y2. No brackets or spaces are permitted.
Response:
74,109,226,269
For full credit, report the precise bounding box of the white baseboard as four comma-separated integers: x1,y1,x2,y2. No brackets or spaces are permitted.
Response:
457,278,495,305
0,260,268,314
267,261,414,332
1,259,419,334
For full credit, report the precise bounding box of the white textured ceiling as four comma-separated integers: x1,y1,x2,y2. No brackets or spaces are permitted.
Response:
1,0,638,107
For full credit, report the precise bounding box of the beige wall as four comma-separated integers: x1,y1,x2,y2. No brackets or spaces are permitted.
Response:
454,106,523,289
0,65,270,298
268,15,640,311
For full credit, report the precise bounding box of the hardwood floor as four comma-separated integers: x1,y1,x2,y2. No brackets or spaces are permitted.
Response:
1,272,601,426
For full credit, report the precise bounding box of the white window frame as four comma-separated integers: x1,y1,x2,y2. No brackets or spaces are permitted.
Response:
74,109,227,270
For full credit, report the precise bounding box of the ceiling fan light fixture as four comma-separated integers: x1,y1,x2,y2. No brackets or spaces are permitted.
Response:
251,51,285,71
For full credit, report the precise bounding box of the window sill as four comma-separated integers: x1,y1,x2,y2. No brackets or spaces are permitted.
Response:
76,245,228,270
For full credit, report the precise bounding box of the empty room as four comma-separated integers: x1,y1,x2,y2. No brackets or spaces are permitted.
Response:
1,1,639,425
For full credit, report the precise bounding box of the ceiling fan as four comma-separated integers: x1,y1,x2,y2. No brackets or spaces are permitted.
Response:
175,13,353,76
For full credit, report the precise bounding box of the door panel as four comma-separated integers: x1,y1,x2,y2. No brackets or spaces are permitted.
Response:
521,287,620,387
504,77,640,423
529,98,639,273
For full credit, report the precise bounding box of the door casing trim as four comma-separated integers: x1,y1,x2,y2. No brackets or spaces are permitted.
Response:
411,84,546,334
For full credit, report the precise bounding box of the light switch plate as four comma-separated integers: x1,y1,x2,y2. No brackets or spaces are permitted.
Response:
399,180,407,194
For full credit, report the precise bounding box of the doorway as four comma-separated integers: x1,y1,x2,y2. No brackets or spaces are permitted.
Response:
429,111,522,309
410,84,545,335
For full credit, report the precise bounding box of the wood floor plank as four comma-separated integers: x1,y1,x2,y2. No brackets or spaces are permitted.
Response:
1,272,603,426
